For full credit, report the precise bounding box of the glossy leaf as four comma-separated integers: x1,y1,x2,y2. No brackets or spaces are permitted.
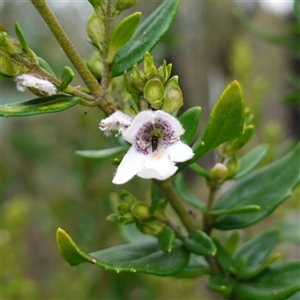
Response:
179,106,202,145
233,261,300,300
0,95,81,117
209,205,260,217
207,274,235,298
172,254,211,278
213,143,300,230
174,174,206,211
57,227,189,276
56,228,95,266
76,146,128,160
150,182,167,214
229,230,279,279
89,242,190,276
37,56,56,76
214,239,232,271
15,22,30,53
226,124,254,153
108,12,141,63
58,66,74,91
157,227,175,253
223,231,239,256
183,230,217,257
191,81,244,163
111,0,180,77
232,143,269,179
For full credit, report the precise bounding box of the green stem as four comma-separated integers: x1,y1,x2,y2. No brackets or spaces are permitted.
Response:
154,179,199,232
30,0,102,98
99,0,112,97
203,186,217,235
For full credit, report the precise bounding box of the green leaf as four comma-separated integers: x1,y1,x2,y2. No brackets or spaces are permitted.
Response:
209,205,261,217
223,231,240,256
191,80,244,163
172,254,211,278
111,0,180,77
108,12,141,63
232,143,269,179
226,124,254,153
0,95,81,117
37,56,56,76
174,173,206,212
183,230,217,257
229,230,279,279
75,146,128,160
233,261,300,300
89,242,190,276
179,106,202,145
214,239,232,271
150,182,167,214
57,227,189,276
15,22,30,53
157,227,175,253
207,274,235,298
56,228,95,266
58,66,74,91
213,143,300,230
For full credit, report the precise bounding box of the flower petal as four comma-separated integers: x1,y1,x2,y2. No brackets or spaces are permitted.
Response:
112,146,145,184
124,110,155,143
137,151,178,180
165,141,194,162
154,110,184,137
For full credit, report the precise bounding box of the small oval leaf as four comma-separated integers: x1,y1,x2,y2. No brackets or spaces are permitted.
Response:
59,66,74,91
56,228,95,266
108,12,141,63
209,205,261,217
76,146,128,159
157,227,175,253
183,230,217,257
111,0,180,77
191,80,244,162
179,106,202,145
232,143,269,179
0,95,81,117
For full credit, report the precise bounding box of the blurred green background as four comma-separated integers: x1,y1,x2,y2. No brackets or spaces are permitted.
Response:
1,1,299,299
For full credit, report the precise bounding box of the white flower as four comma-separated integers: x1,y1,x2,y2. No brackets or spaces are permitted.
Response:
99,110,133,137
108,110,194,184
15,74,57,96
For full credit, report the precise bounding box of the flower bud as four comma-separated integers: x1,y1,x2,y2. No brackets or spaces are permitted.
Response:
120,212,136,224
161,76,183,113
131,64,146,91
0,33,23,55
210,163,228,180
130,201,151,220
117,202,131,214
143,77,164,109
137,220,165,236
0,49,23,76
106,213,121,223
115,0,138,11
143,52,156,79
157,61,172,85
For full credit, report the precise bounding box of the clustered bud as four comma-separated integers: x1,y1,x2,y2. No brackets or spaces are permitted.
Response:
124,52,183,113
106,190,165,236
